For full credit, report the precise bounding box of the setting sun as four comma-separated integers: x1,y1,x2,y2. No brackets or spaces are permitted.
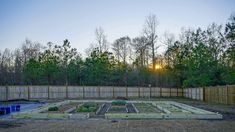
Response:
155,64,162,70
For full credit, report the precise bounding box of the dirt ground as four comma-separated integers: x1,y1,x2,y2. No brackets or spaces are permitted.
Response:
0,98,235,132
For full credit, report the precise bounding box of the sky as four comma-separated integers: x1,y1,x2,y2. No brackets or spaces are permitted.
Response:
0,0,234,56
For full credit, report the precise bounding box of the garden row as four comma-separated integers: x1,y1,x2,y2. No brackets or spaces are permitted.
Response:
10,100,223,120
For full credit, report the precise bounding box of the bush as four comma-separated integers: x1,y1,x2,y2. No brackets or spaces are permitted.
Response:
48,106,59,111
77,107,88,112
111,100,127,106
77,103,98,112
83,103,97,108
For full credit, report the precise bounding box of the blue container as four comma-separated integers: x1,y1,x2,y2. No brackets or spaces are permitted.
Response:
0,110,5,115
0,107,6,115
11,105,16,112
5,107,11,114
16,105,20,111
0,107,5,112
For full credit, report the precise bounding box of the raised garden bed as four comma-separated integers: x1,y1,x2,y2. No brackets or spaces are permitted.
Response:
108,100,127,113
134,103,162,113
42,102,81,113
126,103,137,113
12,101,88,119
156,102,188,114
70,102,105,118
74,102,99,113
96,103,111,115
10,100,223,120
108,106,126,113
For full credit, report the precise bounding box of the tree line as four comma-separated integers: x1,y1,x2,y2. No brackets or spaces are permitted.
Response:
0,13,234,88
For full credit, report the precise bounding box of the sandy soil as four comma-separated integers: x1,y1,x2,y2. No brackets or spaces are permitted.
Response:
0,119,235,132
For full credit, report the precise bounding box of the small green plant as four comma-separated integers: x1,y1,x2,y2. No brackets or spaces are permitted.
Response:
48,106,59,111
77,103,98,112
111,100,127,106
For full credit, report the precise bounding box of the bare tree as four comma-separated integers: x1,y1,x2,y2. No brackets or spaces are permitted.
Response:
14,48,24,84
21,38,44,64
95,27,108,52
112,40,121,63
132,36,148,67
112,36,131,64
162,32,175,67
143,14,159,69
0,49,14,85
85,43,96,57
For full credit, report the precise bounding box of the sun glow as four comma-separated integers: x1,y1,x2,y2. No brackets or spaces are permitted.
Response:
148,63,163,70
155,64,162,70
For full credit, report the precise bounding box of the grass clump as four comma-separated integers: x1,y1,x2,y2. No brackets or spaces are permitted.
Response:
111,100,127,106
48,106,59,111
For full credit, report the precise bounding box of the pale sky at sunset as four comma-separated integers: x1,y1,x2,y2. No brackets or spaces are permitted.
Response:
0,0,234,55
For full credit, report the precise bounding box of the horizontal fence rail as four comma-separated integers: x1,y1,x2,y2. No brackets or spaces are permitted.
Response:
0,86,183,101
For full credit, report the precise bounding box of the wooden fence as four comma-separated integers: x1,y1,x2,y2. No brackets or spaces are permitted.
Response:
183,87,204,101
1,85,234,105
0,86,183,101
184,85,235,105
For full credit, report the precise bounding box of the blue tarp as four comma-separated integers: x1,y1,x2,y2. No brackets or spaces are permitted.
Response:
0,101,46,118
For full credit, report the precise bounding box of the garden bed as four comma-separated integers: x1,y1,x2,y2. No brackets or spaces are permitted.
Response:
42,102,81,113
10,100,223,120
71,102,100,113
134,103,162,113
108,106,127,113
11,101,88,119
108,100,127,113
126,103,137,113
96,103,111,115
156,103,187,114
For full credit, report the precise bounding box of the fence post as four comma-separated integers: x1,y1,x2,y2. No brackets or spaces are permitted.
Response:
28,86,30,100
226,85,228,105
47,86,50,99
182,88,184,98
190,88,192,99
98,86,101,98
150,87,152,98
126,87,128,98
209,87,212,103
160,87,162,97
82,86,85,99
177,87,178,97
6,85,9,101
138,87,140,98
203,87,205,102
208,87,210,102
170,88,171,97
187,88,189,98
66,85,68,99
112,87,115,98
